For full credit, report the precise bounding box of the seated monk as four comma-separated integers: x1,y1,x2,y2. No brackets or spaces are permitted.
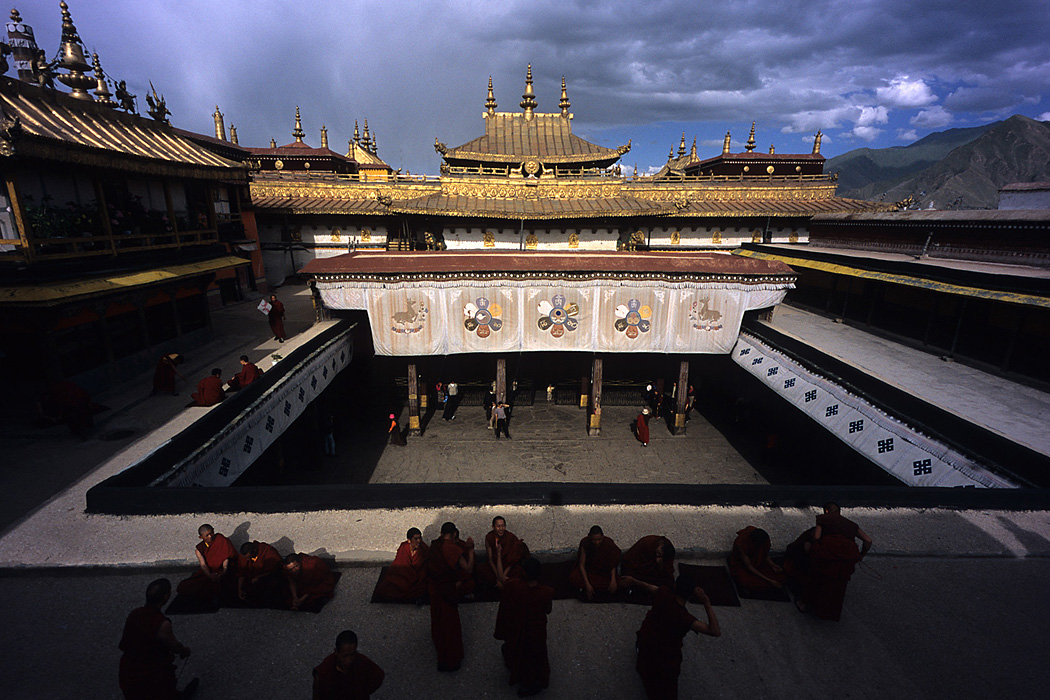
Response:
176,523,236,603
285,553,337,612
729,526,786,592
191,368,225,407
479,515,530,589
568,525,622,601
800,502,872,621
226,355,262,391
621,535,676,590
237,540,285,607
313,629,384,700
374,527,430,603
451,527,476,598
151,353,184,396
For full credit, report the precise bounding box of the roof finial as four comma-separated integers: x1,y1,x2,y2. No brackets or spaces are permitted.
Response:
745,122,756,152
485,76,497,115
769,144,775,155
813,130,823,154
678,133,686,157
91,53,116,107
362,119,371,150
229,124,238,145
690,136,697,158
270,138,277,148
668,147,674,162
520,64,537,118
346,140,355,158
353,120,360,144
213,105,226,141
371,130,378,155
320,124,329,149
559,76,571,117
723,131,731,154
292,106,305,143
55,1,95,100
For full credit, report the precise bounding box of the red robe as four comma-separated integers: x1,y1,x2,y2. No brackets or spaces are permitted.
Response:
622,535,675,588
177,533,236,600
237,541,284,605
288,554,337,608
479,529,530,586
374,540,430,601
569,536,621,593
729,526,787,591
427,537,465,669
269,299,286,340
313,651,385,700
191,375,225,407
152,355,178,394
494,579,555,690
229,362,262,390
636,413,650,445
805,513,862,621
636,586,698,700
118,606,178,700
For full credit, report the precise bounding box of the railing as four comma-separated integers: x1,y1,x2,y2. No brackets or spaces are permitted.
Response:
27,229,219,260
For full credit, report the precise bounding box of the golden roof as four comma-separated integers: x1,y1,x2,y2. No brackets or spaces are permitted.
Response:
390,192,678,220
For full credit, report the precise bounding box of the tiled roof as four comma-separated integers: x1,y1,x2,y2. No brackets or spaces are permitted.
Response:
441,113,626,165
389,193,677,219
250,195,390,215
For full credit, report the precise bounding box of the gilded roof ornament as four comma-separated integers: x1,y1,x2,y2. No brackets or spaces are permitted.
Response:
485,76,497,115
353,120,360,144
91,53,116,107
617,139,631,156
519,64,537,118
229,124,238,145
270,138,277,148
10,9,21,22
362,119,371,151
678,133,686,157
55,1,95,100
667,147,674,162
292,106,305,143
371,130,378,155
213,105,226,141
559,76,570,117
145,81,171,123
115,79,136,113
745,122,756,152
769,144,775,154
813,130,823,155
434,137,448,155
320,124,328,149
690,136,697,158
723,131,731,154
346,140,355,158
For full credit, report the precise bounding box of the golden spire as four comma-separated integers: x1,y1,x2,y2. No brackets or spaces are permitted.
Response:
678,133,686,157
91,53,115,107
723,131,731,154
346,140,355,158
485,76,497,115
56,1,95,100
213,106,226,141
270,138,277,148
745,122,756,152
353,120,360,144
813,130,823,154
559,76,570,117
371,130,377,155
633,163,638,178
362,119,371,151
769,144,775,154
320,124,329,149
690,136,697,158
520,64,537,118
292,106,305,143
229,125,238,145
668,147,674,162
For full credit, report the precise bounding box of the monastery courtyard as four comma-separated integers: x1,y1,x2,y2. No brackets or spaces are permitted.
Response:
1,288,1048,699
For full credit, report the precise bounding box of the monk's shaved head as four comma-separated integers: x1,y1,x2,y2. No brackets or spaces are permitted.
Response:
522,557,541,582
675,574,695,600
335,629,358,649
823,502,841,515
198,524,214,537
588,525,604,537
146,578,171,605
440,521,457,536
240,541,258,557
406,527,421,540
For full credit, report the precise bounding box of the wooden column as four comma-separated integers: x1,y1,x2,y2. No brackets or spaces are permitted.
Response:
579,369,590,410
418,368,428,411
496,357,507,404
588,357,602,436
673,360,689,436
407,362,421,435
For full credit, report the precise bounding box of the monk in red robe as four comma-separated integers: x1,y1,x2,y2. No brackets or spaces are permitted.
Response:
119,579,197,700
636,408,651,447
729,526,786,592
312,629,385,700
569,525,622,601
268,294,286,342
176,523,236,603
634,575,721,700
191,368,225,407
37,380,98,437
285,553,338,612
226,355,262,391
237,540,285,607
427,521,474,672
374,527,430,602
622,535,676,591
480,515,530,589
151,353,184,395
493,557,555,697
799,502,872,621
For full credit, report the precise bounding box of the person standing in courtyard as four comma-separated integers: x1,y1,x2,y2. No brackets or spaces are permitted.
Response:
636,407,651,447
118,578,197,700
443,380,459,421
493,557,554,698
427,521,473,671
268,293,286,342
494,401,511,439
151,353,185,396
388,413,406,445
798,502,872,620
312,630,385,700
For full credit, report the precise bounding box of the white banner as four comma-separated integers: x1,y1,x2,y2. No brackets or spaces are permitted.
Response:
731,334,1018,488
318,279,789,356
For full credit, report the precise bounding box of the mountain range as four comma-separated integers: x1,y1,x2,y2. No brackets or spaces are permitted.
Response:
827,115,1050,210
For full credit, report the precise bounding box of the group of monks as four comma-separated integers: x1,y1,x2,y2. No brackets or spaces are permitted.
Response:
182,355,263,407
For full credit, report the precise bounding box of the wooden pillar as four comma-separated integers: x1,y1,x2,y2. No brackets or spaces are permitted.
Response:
419,368,428,411
579,369,589,410
588,357,602,436
673,360,689,436
407,362,421,436
496,357,507,404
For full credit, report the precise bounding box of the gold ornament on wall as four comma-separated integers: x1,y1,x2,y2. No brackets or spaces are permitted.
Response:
484,231,496,247
525,233,539,250
751,230,762,243
568,232,580,248
711,230,722,244
360,228,372,242
789,231,799,243
330,227,342,242
670,230,681,245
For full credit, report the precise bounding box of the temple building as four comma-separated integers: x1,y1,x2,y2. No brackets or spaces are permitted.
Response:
0,4,260,402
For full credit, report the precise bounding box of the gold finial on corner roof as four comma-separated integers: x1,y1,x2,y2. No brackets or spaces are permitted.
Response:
213,105,226,141
678,133,686,157
10,9,21,22
559,76,570,117
56,1,95,100
229,124,238,144
769,144,775,154
292,106,305,143
668,147,674,162
813,129,823,155
690,136,697,158
371,130,378,155
745,122,756,152
362,119,371,150
520,64,537,117
353,120,360,143
346,140,355,158
723,131,731,154
270,138,277,148
91,53,115,108
485,76,497,115
320,124,329,149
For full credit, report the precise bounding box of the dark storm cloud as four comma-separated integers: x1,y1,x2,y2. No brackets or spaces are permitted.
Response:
14,0,1049,172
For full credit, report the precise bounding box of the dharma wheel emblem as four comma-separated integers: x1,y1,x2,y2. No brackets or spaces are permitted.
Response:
614,298,652,338
538,294,579,337
464,297,503,338
524,159,540,176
